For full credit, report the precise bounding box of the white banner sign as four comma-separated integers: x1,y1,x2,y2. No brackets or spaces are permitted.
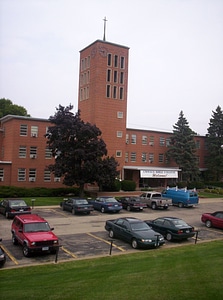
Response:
140,170,178,178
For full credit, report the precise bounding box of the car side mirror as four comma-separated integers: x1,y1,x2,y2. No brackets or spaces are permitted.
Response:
51,228,54,231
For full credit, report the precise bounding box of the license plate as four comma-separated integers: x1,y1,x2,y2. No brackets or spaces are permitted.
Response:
186,230,189,233
42,247,49,251
19,209,24,211
114,205,118,207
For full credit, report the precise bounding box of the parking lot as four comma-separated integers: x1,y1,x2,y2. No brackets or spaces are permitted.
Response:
0,198,223,269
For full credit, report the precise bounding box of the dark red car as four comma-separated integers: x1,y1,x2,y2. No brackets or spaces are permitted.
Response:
201,211,223,229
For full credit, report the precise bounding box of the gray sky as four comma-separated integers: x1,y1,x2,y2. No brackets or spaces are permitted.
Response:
0,0,222,135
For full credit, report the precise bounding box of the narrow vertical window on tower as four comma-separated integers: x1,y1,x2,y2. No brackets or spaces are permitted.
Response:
107,69,111,82
119,87,124,100
106,85,111,98
114,70,118,82
107,53,112,66
113,86,117,98
120,72,124,84
120,57,125,69
114,55,118,67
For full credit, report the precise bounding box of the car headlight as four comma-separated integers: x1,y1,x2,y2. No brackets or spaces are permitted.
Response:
53,240,59,244
31,242,36,246
141,239,152,243
0,254,5,258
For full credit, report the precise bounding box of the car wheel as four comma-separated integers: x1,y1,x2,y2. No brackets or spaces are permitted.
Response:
205,220,212,228
23,245,30,257
127,206,131,211
131,239,138,249
5,212,9,219
151,203,157,210
178,202,183,208
12,234,18,245
166,233,172,241
109,229,115,238
101,207,105,213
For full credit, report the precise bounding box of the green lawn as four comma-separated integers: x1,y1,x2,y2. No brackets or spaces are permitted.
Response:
0,240,222,300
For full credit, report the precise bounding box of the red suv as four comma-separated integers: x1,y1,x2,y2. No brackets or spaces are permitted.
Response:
11,214,59,257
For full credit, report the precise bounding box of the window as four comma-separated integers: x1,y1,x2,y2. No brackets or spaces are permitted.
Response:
117,131,122,138
120,72,124,84
44,170,51,182
142,152,147,162
19,146,26,158
158,153,164,163
20,124,28,136
149,153,154,163
30,146,37,158
126,134,129,144
106,85,111,98
45,148,52,159
125,152,129,162
130,152,136,162
116,150,122,157
159,137,165,146
142,135,147,145
117,111,123,119
54,177,61,182
166,138,171,147
107,69,111,82
196,140,200,149
87,55,90,68
149,136,154,146
18,168,26,181
107,53,112,66
29,169,36,182
119,87,124,99
120,56,125,69
0,168,4,182
114,55,118,67
31,126,38,137
114,70,118,83
113,86,117,98
131,134,136,144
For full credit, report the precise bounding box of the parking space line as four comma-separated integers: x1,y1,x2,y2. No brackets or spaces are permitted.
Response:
87,233,126,252
1,245,19,265
205,228,223,235
51,209,68,217
61,246,77,258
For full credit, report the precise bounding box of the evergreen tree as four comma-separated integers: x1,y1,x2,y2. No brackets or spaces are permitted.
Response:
45,104,119,196
166,111,200,182
206,106,223,181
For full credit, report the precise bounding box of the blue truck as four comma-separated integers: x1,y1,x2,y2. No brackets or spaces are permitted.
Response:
162,187,199,208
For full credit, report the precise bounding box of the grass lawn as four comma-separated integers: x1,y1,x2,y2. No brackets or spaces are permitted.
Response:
0,240,222,300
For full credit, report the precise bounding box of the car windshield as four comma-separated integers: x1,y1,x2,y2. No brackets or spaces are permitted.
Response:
75,200,88,205
24,222,51,232
104,198,117,203
10,200,27,207
130,222,150,231
172,219,188,227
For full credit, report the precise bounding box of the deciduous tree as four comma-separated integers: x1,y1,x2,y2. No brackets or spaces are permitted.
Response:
0,98,30,117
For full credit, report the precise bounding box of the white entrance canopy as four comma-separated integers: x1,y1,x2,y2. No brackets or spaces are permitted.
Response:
123,166,180,179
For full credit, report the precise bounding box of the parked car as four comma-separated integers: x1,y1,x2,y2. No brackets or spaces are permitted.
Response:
145,217,195,241
201,211,223,229
60,198,94,215
89,197,122,213
118,196,146,211
105,217,165,249
0,239,6,268
139,191,172,209
0,199,31,218
11,214,59,257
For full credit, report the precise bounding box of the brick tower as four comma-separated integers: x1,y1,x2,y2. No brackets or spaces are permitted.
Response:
78,37,129,174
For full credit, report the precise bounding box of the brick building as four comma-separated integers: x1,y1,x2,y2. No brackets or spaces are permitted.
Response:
0,38,208,189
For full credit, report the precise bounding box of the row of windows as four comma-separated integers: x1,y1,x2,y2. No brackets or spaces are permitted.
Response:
107,69,124,84
80,87,89,101
19,146,52,159
20,125,40,137
106,85,124,99
81,56,90,71
0,168,60,182
80,71,90,86
125,134,170,146
107,54,125,69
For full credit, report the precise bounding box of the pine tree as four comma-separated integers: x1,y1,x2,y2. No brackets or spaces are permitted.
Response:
166,111,200,182
206,105,223,181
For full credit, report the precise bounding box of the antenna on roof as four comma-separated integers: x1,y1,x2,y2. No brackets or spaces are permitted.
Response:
103,16,107,41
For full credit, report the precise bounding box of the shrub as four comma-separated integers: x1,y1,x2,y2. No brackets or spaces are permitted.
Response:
121,180,136,191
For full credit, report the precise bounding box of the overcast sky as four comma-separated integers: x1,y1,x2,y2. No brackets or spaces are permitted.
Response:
0,0,222,135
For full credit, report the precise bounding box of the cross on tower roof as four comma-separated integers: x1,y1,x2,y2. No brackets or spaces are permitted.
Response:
103,16,107,41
